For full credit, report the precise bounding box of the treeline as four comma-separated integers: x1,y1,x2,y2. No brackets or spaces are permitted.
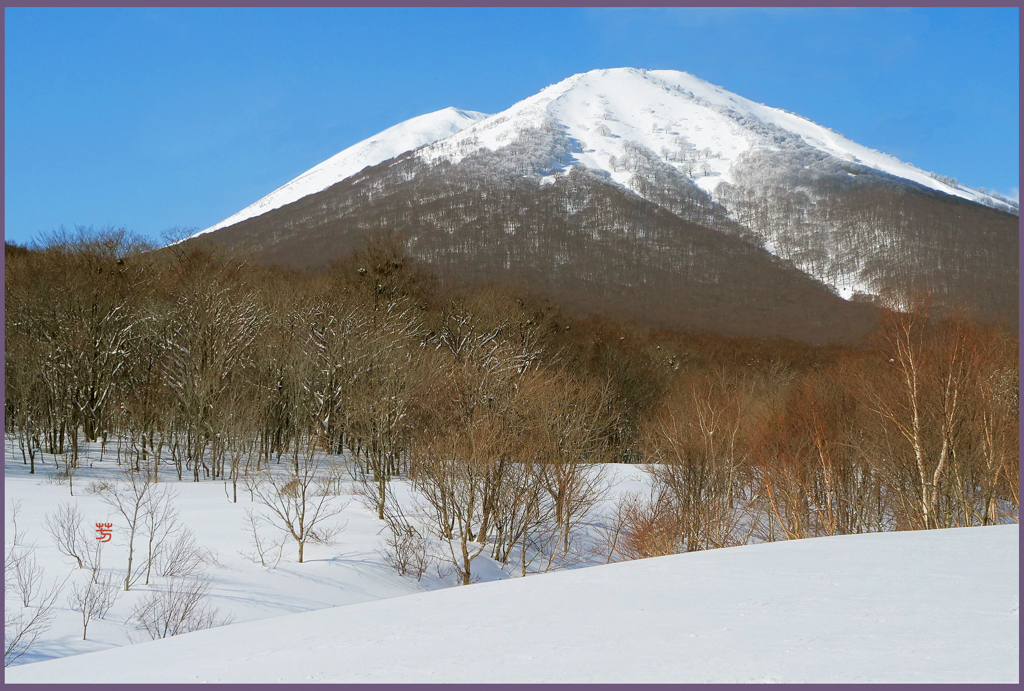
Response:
4,228,1018,579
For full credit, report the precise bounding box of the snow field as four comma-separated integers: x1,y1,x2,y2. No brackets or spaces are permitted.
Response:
5,436,1018,683
3,438,650,669
7,515,1018,683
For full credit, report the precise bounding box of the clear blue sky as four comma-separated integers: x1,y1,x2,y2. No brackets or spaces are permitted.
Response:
4,7,1019,246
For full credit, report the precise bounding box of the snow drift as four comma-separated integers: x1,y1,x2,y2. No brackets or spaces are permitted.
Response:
7,524,1018,684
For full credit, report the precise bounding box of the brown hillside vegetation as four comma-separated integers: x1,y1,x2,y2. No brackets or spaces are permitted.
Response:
6,228,1017,581
716,149,1019,327
196,156,880,346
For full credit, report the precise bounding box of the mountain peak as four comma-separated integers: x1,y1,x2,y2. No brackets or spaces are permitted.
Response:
416,67,1013,214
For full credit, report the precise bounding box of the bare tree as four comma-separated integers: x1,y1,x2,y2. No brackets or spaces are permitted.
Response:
644,372,752,551
407,298,549,584
410,434,496,585
44,501,90,569
141,485,181,585
855,300,974,530
249,439,347,563
54,449,80,497
67,570,120,640
81,535,105,575
98,466,153,590
160,257,268,483
525,371,615,570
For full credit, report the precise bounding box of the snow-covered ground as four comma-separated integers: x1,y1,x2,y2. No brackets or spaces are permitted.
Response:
2,439,647,669
5,437,1018,683
8,518,1017,683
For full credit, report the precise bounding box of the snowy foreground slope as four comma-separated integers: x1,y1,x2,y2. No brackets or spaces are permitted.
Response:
2,444,645,671
8,523,1018,684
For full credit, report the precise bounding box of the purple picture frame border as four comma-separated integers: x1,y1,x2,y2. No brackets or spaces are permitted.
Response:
1,3,1019,691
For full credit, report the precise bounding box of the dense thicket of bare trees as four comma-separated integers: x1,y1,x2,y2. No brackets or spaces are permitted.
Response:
5,228,1018,582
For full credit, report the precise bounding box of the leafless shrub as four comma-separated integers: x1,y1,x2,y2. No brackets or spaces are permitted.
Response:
44,468,69,488
5,501,26,597
8,502,47,608
319,458,351,496
239,509,285,569
38,450,81,495
127,576,231,641
4,503,65,667
44,501,90,569
593,490,680,563
67,570,120,640
87,479,115,495
156,526,214,578
379,527,433,581
4,585,61,667
10,550,46,608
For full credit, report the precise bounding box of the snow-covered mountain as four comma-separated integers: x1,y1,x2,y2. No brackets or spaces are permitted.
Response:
191,68,1018,338
200,68,1014,237
196,107,488,236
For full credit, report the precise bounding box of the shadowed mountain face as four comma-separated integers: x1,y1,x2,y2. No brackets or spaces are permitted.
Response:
201,149,880,345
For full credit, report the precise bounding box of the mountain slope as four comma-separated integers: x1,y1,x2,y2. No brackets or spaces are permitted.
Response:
203,68,1014,232
204,151,880,344
408,68,1017,310
7,525,1018,683
196,107,488,235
